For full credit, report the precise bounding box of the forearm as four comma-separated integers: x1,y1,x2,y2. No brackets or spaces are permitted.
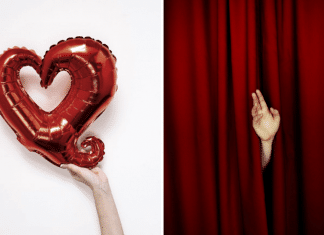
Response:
92,184,124,235
260,139,273,169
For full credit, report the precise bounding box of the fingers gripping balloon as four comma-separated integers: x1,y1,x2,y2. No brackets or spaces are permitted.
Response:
0,37,118,168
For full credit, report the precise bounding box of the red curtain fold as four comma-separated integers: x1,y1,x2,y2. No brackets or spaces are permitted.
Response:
164,0,324,234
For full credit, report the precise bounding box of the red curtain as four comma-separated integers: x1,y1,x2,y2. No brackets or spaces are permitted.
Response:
164,0,324,234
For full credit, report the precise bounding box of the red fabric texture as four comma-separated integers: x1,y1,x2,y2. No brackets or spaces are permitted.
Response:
164,0,324,234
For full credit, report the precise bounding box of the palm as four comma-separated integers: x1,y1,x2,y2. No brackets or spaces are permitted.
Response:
62,164,109,190
251,90,280,141
253,110,279,140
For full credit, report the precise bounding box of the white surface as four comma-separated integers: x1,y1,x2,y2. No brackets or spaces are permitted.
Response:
0,0,162,234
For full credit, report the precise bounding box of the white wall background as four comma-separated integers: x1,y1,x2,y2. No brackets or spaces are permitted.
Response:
0,0,162,234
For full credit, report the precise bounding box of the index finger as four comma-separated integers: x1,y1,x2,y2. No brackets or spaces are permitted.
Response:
252,93,260,108
63,164,86,175
256,89,268,110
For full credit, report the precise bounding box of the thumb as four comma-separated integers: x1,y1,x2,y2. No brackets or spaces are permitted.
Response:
60,164,68,169
270,108,280,121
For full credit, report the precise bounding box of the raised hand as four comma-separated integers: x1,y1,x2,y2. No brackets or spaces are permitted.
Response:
251,90,280,141
61,164,124,235
61,164,109,192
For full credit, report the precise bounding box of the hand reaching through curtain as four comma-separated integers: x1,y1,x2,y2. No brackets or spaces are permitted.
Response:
61,164,124,235
251,90,280,141
251,90,280,169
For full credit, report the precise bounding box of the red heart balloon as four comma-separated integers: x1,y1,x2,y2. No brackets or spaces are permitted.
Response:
0,37,118,168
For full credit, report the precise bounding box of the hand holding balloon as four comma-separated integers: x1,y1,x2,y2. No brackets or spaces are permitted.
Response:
61,164,109,192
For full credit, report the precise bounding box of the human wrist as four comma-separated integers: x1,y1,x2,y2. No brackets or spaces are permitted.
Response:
260,138,274,155
261,137,274,144
260,137,274,169
92,182,111,195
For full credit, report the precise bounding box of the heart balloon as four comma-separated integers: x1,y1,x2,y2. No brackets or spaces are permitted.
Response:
0,37,118,168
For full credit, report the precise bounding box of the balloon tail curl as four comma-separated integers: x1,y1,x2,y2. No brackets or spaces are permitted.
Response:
66,136,105,168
